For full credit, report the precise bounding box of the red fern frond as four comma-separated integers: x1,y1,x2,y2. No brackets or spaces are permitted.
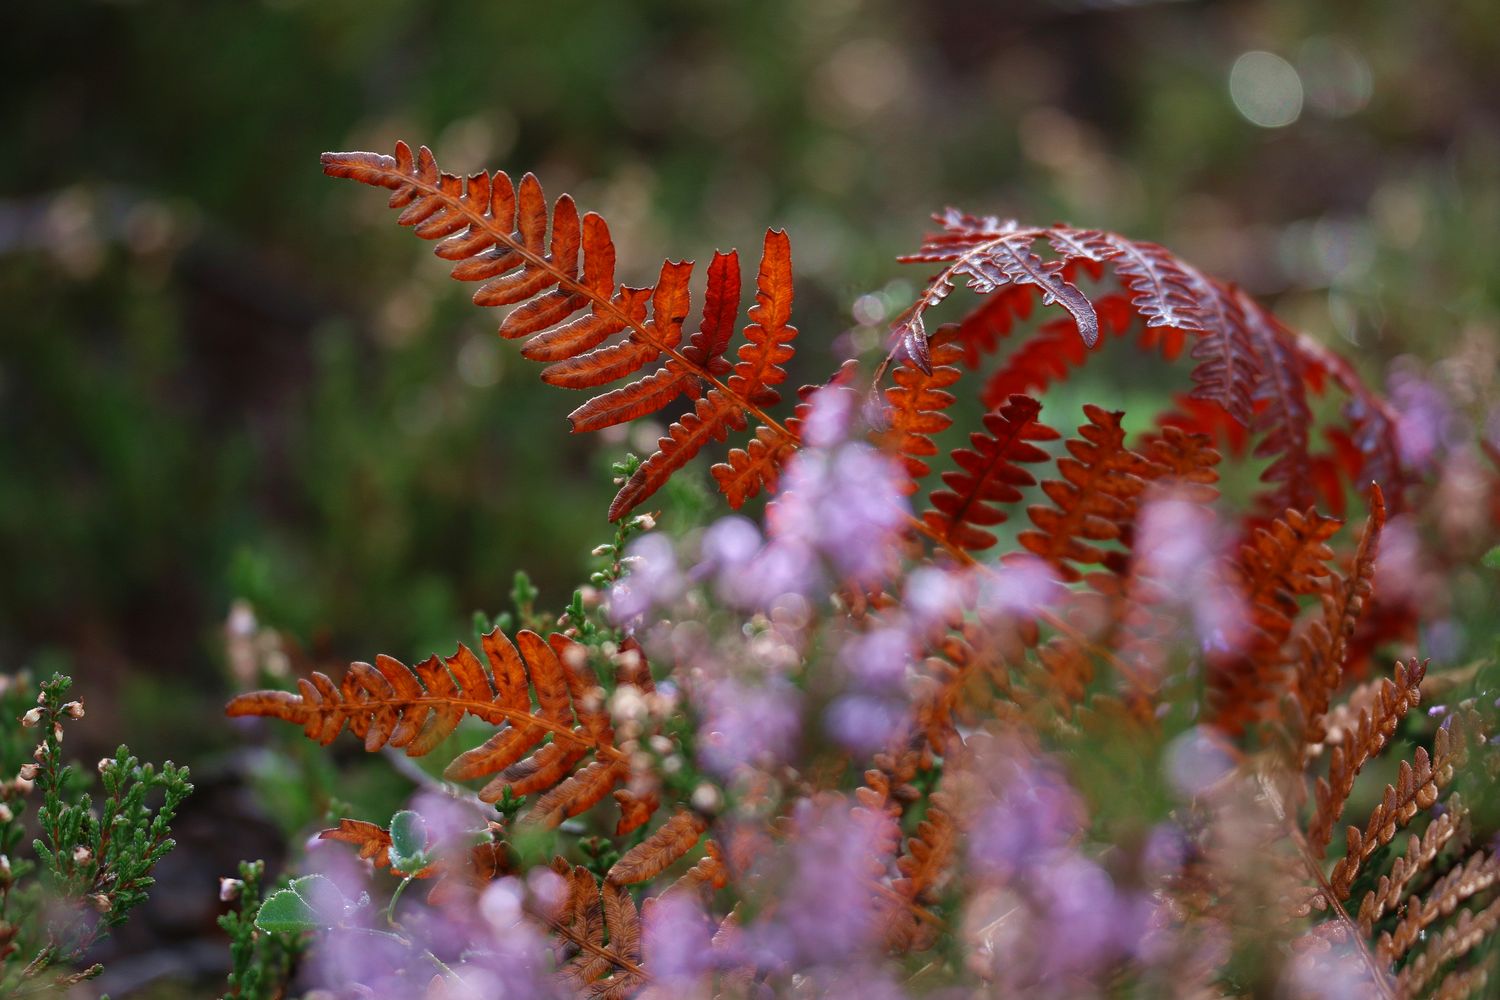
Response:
922,394,1059,552
876,341,964,495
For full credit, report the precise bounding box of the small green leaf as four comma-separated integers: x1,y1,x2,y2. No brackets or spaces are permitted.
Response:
1482,546,1500,570
255,874,343,933
388,810,428,872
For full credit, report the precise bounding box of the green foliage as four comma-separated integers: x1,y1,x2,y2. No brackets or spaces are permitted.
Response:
0,673,191,995
254,874,345,936
219,860,301,1000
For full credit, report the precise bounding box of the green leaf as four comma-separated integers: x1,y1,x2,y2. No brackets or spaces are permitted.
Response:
254,874,344,933
1482,546,1500,570
388,810,429,872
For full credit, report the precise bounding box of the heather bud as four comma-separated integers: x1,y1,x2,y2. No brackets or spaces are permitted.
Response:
0,804,11,823
63,701,84,719
88,893,110,913
17,764,38,782
219,877,244,902
97,758,113,775
0,854,10,880
19,708,41,728
690,783,723,814
73,846,93,865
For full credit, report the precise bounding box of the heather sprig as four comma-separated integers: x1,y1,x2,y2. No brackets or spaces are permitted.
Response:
0,672,192,995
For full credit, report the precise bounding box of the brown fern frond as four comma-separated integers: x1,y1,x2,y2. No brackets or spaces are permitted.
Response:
1208,506,1342,733
226,627,634,826
883,788,958,951
1360,793,1469,940
1016,404,1159,581
1396,895,1500,999
1308,658,1427,860
1295,485,1387,749
323,144,802,520
1328,712,1468,901
549,860,648,996
606,810,709,886
922,394,1059,552
1380,839,1498,965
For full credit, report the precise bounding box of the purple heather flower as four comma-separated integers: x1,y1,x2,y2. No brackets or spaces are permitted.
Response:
974,555,1062,622
609,533,684,622
1164,725,1236,798
968,754,1086,882
745,795,897,968
696,676,802,777
826,692,909,755
771,440,911,588
642,890,716,986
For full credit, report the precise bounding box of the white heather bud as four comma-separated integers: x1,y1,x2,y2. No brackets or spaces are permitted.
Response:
52,723,63,743
88,893,110,913
63,701,84,719
73,846,93,865
0,804,11,823
591,544,613,557
632,514,656,532
219,877,244,902
18,763,40,781
0,854,10,879
97,758,113,775
690,783,723,814
648,735,674,756
12,775,33,795
19,708,41,728
32,743,48,763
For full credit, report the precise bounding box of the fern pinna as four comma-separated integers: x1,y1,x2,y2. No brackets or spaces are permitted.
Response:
220,141,1500,999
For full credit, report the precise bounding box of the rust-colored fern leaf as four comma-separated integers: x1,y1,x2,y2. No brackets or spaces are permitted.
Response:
1295,484,1386,750
548,860,647,998
979,295,1132,407
1015,405,1158,581
1208,507,1342,733
322,143,802,520
894,214,1405,517
1308,657,1427,859
606,809,709,886
923,393,1059,552
876,340,964,496
226,627,633,825
1328,706,1472,903
317,817,509,902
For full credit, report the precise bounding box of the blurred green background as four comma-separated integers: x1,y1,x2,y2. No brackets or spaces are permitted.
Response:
4,0,1500,990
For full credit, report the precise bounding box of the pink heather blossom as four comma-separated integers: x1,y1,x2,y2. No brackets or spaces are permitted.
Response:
825,692,909,755
1163,725,1236,798
642,890,716,986
1388,356,1462,470
696,676,802,777
743,795,898,968
769,440,911,589
1133,492,1247,656
974,556,1063,621
967,752,1086,882
610,533,684,622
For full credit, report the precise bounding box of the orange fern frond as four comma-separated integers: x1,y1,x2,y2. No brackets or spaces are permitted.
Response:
322,143,802,520
876,340,964,496
1295,484,1386,749
317,818,509,901
1208,506,1342,733
1015,404,1158,581
226,627,636,826
606,810,710,886
922,394,1059,552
